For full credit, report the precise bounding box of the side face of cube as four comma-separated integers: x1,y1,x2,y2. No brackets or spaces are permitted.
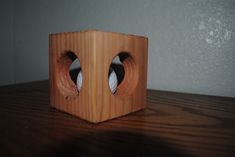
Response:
49,30,148,123
49,31,97,122
92,31,148,122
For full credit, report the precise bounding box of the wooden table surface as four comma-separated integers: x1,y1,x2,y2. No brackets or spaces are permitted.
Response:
0,81,234,157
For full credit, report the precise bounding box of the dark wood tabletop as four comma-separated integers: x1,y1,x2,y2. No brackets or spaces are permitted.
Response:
0,81,234,157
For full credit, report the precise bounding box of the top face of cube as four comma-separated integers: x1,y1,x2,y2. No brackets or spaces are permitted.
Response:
50,29,148,40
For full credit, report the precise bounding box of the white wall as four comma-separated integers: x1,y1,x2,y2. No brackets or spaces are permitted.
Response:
0,0,14,85
1,0,235,97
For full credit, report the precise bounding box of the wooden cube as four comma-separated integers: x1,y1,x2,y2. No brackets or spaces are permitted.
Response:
49,30,148,123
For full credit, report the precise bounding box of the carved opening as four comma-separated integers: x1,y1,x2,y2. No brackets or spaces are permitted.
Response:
57,51,81,96
109,52,138,96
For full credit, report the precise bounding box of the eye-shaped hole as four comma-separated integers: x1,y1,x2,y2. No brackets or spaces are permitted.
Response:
57,51,82,96
69,58,82,92
109,52,138,96
109,55,125,94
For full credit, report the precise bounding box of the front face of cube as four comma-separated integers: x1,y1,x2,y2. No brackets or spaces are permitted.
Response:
49,30,148,123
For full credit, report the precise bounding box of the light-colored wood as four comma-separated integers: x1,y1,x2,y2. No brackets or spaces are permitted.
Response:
49,30,148,123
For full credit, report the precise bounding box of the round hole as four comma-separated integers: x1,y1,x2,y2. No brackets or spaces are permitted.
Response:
57,51,82,96
109,52,138,96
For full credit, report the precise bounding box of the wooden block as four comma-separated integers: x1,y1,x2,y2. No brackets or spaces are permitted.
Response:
49,30,148,123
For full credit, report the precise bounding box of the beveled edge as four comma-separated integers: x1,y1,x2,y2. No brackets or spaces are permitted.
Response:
49,29,148,39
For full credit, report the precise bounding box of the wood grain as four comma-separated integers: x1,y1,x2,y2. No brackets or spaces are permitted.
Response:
49,30,148,123
0,81,234,157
